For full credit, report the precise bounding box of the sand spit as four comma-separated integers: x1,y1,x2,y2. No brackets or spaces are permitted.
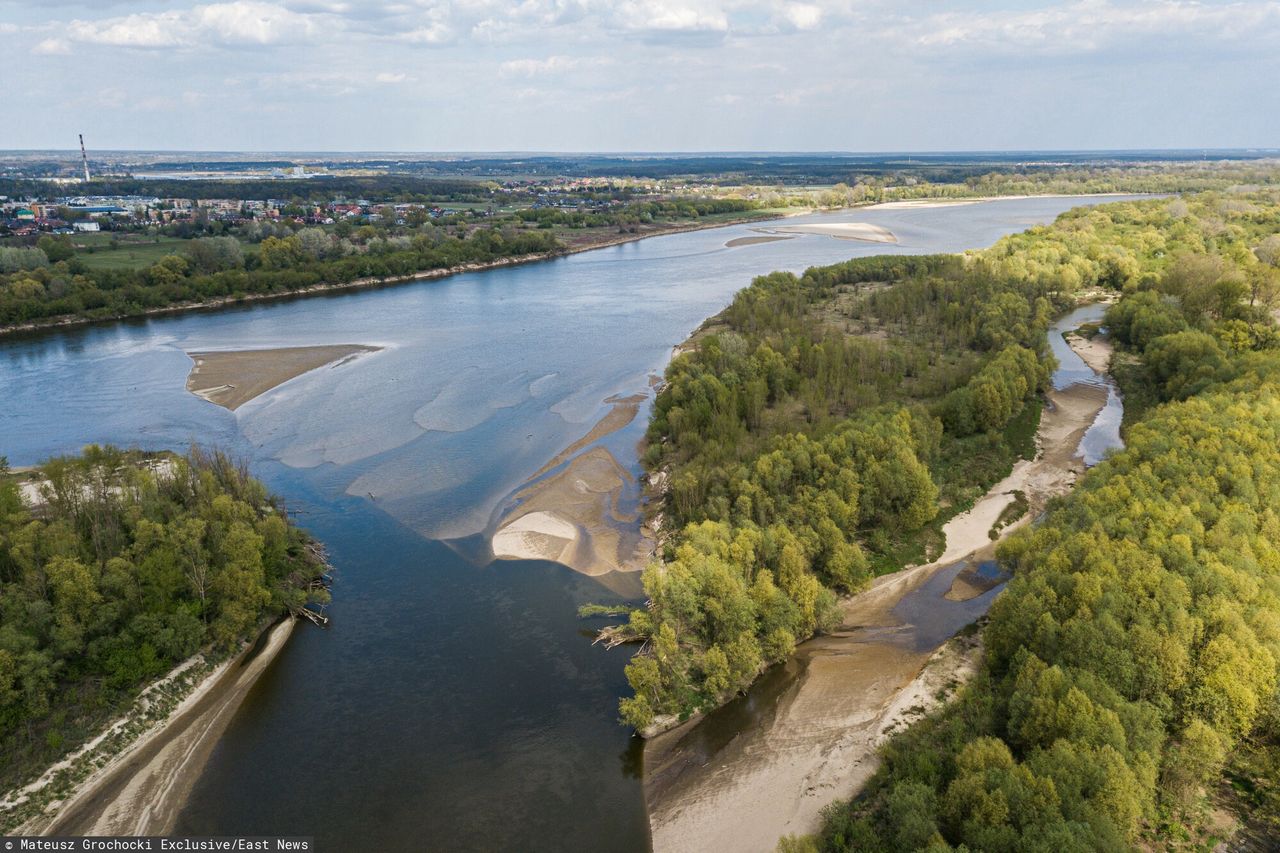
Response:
644,379,1110,853
725,234,797,248
762,222,898,244
186,344,380,411
22,619,295,837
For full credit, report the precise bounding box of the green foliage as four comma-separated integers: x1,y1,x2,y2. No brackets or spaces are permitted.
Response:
817,190,1280,851
0,446,327,791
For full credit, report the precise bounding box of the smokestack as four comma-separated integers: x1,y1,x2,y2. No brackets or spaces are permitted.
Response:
79,134,91,182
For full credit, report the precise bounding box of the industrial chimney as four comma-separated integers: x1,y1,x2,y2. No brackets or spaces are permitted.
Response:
79,134,91,182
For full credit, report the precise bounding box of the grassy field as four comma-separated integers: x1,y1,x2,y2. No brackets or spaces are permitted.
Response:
73,235,190,270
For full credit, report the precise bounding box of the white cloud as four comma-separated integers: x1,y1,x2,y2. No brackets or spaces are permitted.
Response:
616,1,730,33
781,3,822,31
906,0,1280,55
499,55,584,76
32,37,72,54
64,1,321,49
374,71,410,83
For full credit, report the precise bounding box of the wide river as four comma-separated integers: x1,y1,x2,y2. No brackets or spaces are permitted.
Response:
0,197,1143,851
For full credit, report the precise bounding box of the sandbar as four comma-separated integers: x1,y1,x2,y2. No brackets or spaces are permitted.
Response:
492,445,650,576
762,222,898,244
186,344,379,410
1065,330,1113,374
725,234,796,248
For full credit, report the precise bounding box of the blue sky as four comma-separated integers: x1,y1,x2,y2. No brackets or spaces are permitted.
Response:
3,0,1278,152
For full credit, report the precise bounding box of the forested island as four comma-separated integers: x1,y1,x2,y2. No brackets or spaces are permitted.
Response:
613,190,1280,848
0,446,330,802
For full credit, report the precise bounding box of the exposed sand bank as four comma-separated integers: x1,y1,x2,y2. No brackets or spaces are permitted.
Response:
762,222,898,244
492,445,651,576
17,618,296,836
492,394,654,576
725,234,796,248
1065,330,1113,374
186,344,379,411
644,377,1110,853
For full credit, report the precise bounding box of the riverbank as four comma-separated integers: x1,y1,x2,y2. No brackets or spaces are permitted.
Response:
0,211,801,341
7,618,298,836
643,313,1115,852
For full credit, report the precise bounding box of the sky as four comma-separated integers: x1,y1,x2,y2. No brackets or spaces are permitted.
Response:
2,0,1278,152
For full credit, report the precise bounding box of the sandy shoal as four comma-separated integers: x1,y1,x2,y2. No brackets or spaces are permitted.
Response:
763,222,898,244
186,344,379,411
644,380,1109,853
34,619,296,837
725,235,796,248
492,394,654,577
531,394,645,480
492,444,650,576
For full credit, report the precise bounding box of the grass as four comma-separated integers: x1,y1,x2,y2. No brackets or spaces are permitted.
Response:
74,236,190,271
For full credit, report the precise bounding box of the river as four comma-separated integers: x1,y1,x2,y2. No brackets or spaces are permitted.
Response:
0,197,1142,851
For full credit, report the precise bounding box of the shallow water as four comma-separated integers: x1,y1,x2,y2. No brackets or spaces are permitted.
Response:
0,196,1141,850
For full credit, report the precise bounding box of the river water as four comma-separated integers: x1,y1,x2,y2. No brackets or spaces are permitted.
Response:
0,197,1141,851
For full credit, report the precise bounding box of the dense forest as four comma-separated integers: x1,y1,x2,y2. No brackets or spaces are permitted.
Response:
0,446,329,791
613,185,1280,799
801,195,1280,849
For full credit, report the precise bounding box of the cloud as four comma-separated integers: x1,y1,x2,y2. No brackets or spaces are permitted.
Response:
32,37,72,54
374,71,410,83
64,1,322,49
904,0,1280,56
615,1,730,33
499,55,587,76
780,3,823,31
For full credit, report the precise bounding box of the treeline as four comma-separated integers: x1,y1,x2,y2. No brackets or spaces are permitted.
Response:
614,191,1280,740
0,176,494,204
814,193,1280,849
514,197,760,228
0,227,561,327
0,446,329,791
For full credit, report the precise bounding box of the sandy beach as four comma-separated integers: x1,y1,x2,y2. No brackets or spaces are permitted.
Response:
186,344,379,410
644,378,1109,853
15,618,296,837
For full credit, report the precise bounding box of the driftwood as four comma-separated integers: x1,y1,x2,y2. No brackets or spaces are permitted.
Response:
593,625,643,649
292,606,329,627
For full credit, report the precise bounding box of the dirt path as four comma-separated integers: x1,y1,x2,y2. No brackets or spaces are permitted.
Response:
35,619,295,836
644,378,1109,853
